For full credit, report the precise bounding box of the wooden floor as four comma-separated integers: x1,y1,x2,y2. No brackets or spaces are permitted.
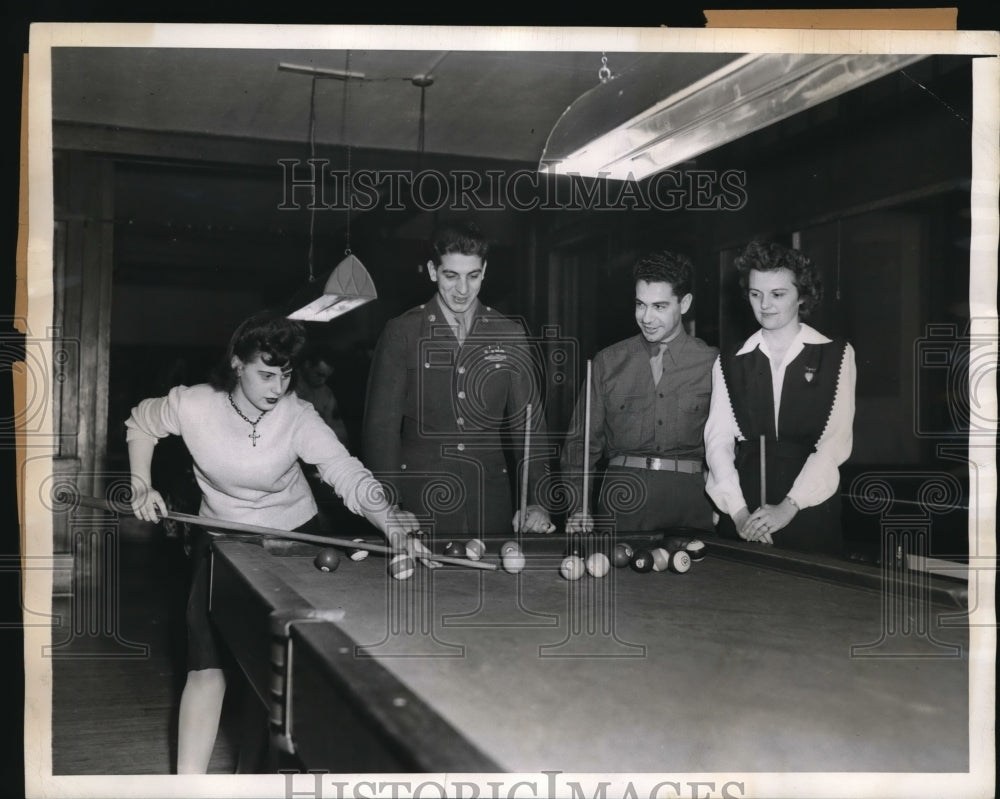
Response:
50,518,242,775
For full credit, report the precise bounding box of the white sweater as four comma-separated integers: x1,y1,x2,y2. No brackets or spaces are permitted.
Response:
126,384,389,532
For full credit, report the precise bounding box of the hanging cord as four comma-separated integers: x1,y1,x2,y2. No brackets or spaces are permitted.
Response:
307,75,318,283
342,51,352,257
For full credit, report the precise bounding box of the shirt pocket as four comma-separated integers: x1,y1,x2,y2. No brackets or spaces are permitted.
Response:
606,393,653,452
677,392,711,449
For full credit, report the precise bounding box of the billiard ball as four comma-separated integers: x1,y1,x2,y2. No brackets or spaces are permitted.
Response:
669,550,692,574
349,538,370,562
559,555,586,581
685,539,706,561
465,538,486,561
611,542,634,567
630,550,653,573
389,553,416,580
585,552,611,578
501,540,521,557
663,535,693,554
443,541,465,558
503,551,526,574
650,547,671,572
314,548,341,573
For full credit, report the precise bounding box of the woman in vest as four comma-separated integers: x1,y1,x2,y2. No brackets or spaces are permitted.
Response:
704,241,856,556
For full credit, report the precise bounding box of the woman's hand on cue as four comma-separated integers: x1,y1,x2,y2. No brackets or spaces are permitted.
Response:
513,504,555,533
745,499,798,543
130,483,167,524
385,513,441,569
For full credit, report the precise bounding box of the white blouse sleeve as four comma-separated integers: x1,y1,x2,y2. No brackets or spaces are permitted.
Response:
704,356,749,517
787,342,857,508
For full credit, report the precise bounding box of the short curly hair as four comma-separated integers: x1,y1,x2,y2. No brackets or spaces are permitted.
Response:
210,311,306,392
632,250,694,299
734,240,822,318
430,221,490,264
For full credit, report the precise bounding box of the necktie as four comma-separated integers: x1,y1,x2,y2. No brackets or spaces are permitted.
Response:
651,343,667,386
455,314,469,345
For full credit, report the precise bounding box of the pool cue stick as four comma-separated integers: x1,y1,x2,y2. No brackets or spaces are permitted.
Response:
519,403,532,533
63,494,498,571
582,360,593,521
759,434,766,508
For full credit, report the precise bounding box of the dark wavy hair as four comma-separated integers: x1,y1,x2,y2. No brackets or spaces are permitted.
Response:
430,221,490,264
632,250,694,300
734,240,822,318
210,311,307,392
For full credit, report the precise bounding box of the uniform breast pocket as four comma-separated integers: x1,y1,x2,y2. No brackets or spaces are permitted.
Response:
678,393,711,447
607,394,652,451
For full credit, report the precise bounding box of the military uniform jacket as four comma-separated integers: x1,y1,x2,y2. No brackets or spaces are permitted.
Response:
363,297,546,537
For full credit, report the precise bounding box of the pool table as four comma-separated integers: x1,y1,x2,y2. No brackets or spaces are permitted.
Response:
207,530,970,775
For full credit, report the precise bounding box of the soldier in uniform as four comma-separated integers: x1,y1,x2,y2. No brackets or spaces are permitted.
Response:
561,250,719,534
363,221,554,541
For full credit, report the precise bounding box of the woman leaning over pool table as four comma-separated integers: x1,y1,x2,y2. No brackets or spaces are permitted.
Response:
125,311,428,774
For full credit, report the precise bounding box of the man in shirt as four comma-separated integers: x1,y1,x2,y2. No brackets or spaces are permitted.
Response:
561,250,718,533
363,220,554,540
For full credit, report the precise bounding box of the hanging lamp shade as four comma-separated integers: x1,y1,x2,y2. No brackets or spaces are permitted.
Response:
287,253,377,322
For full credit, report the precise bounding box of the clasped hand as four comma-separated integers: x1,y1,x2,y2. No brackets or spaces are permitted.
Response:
512,504,556,533
734,500,798,544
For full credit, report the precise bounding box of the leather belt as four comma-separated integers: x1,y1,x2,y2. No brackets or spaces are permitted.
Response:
608,455,702,473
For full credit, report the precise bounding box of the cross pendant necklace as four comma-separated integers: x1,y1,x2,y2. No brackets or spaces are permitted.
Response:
227,393,269,447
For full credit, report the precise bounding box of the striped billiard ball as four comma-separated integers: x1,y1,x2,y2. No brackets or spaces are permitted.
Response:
389,554,416,580
669,550,693,574
465,539,486,561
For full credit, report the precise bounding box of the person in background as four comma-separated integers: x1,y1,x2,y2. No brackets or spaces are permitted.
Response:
704,240,856,556
295,343,351,448
126,311,427,774
561,250,718,533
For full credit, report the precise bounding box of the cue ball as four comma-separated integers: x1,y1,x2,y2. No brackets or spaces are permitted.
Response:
650,547,671,572
669,550,693,574
465,538,486,561
559,555,586,581
630,550,654,573
500,540,521,557
502,551,526,574
443,541,465,558
389,553,416,580
585,552,611,578
313,548,341,573
349,538,370,561
612,542,634,567
685,539,706,561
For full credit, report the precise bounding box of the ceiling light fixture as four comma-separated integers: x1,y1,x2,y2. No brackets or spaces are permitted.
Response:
539,52,927,182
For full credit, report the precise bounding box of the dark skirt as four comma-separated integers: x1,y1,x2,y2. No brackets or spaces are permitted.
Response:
185,515,328,672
